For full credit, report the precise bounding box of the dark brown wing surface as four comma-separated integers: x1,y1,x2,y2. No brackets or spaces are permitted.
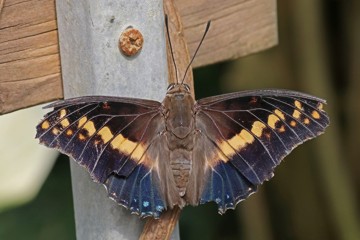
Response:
193,89,330,213
36,96,169,217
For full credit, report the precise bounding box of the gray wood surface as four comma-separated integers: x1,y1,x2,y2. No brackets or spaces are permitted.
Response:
56,1,179,239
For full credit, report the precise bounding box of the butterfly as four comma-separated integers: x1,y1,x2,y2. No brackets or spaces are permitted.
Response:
35,18,329,218
36,84,329,218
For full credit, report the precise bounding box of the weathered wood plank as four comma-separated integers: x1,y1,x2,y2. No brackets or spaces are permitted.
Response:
0,73,61,113
0,0,62,114
179,0,278,67
0,0,277,114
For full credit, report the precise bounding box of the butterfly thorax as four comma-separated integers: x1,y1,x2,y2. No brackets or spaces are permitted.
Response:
162,84,195,198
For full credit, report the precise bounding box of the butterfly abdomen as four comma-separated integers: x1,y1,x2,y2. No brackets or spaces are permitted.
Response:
169,150,192,197
163,88,196,201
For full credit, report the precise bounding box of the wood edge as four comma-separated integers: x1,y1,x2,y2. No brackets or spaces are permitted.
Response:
140,206,181,240
0,0,4,16
140,0,193,239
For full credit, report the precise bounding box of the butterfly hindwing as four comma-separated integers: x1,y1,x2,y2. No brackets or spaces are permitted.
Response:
185,131,257,213
194,89,329,212
105,129,183,217
105,155,166,218
36,96,171,217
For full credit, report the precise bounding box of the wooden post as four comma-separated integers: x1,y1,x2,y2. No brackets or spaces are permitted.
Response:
56,1,179,239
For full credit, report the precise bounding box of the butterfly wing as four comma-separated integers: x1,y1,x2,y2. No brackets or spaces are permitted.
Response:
36,96,170,217
191,89,329,213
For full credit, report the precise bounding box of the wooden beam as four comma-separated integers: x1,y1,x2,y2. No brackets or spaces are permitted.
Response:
0,0,62,114
0,0,277,114
178,0,278,67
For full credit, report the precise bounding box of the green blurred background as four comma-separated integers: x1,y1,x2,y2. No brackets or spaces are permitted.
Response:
1,0,360,239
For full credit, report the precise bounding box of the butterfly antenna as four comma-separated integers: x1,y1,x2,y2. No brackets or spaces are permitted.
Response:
181,21,211,85
165,15,179,84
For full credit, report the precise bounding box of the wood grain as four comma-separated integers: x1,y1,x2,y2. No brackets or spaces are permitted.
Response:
140,206,181,240
178,0,278,67
0,0,277,115
0,0,62,114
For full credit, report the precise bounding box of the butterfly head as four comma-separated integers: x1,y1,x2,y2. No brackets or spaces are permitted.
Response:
166,83,191,94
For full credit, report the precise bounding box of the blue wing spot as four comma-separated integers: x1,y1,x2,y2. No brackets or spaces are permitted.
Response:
156,205,165,212
105,163,166,218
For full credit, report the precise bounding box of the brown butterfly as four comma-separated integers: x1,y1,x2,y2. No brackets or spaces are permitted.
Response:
36,20,329,218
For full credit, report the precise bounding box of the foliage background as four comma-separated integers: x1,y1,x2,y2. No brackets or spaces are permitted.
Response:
1,0,360,239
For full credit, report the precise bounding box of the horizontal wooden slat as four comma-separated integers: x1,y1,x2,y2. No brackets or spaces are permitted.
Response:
0,0,62,114
0,73,62,113
180,0,278,67
0,0,277,114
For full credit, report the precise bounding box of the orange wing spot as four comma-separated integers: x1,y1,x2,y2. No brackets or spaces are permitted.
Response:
111,134,127,148
111,134,146,161
294,100,303,110
60,109,67,118
318,103,324,110
83,121,96,136
206,150,229,166
240,129,255,144
278,125,286,133
274,109,285,120
52,127,60,135
312,110,320,119
97,126,114,144
60,118,70,128
251,121,266,137
218,141,237,160
219,129,255,158
66,129,73,136
41,120,50,130
78,133,86,140
268,114,280,129
290,120,297,127
217,151,229,162
292,109,301,119
304,118,310,125
78,116,88,128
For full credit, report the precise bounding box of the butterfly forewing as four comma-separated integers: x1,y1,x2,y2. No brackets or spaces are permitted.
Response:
36,96,169,217
194,89,329,213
